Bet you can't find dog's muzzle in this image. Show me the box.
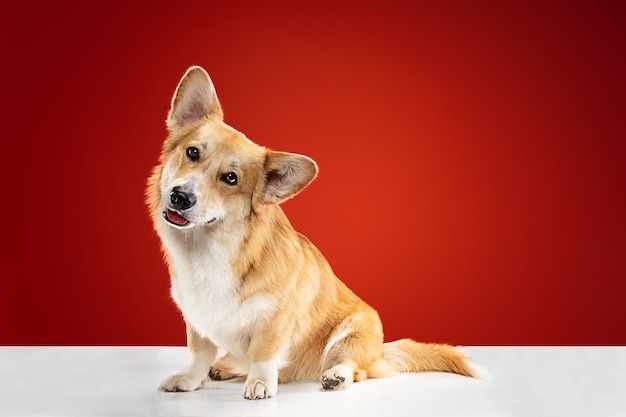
[162,186,196,227]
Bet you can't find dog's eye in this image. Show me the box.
[186,146,200,161]
[220,172,238,186]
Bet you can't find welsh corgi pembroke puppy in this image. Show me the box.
[147,66,475,400]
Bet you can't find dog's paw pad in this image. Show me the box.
[209,362,236,381]
[208,368,223,381]
[320,373,346,390]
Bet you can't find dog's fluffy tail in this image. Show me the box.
[368,338,476,378]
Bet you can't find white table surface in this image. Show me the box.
[0,346,624,416]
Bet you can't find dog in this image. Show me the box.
[146,66,475,400]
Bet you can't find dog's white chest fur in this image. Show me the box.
[162,230,278,357]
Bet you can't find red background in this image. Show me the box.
[2,0,624,346]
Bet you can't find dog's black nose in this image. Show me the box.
[170,187,196,210]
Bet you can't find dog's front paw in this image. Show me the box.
[243,379,277,400]
[158,373,202,392]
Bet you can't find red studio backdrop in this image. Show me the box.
[1,1,624,346]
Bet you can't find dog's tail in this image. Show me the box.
[368,338,476,378]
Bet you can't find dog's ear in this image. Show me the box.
[166,66,223,133]
[262,151,318,204]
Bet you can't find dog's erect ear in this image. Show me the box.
[166,66,223,133]
[262,151,318,204]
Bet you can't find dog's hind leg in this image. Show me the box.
[319,309,384,390]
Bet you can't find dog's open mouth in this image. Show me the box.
[163,209,190,227]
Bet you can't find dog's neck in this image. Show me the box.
[159,204,297,278]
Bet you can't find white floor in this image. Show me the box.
[0,346,624,417]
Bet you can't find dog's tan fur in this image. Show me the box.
[147,66,474,400]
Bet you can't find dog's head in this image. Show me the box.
[148,66,318,231]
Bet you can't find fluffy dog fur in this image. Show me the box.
[147,66,474,400]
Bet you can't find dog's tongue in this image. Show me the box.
[167,209,189,225]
